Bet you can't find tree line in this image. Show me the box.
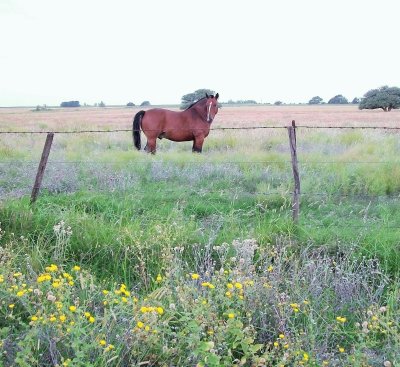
[58,85,400,112]
[308,86,400,111]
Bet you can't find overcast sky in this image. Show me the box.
[1,0,399,106]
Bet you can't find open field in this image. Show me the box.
[1,105,400,366]
[1,104,400,130]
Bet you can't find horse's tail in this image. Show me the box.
[133,110,145,150]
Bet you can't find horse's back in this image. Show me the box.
[141,108,186,136]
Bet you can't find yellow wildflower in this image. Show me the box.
[336,316,347,323]
[137,321,144,328]
[234,282,243,289]
[156,274,163,282]
[31,316,38,321]
[105,344,114,352]
[59,315,67,323]
[9,304,15,309]
[303,353,309,361]
[267,265,274,272]
[279,334,285,339]
[156,307,164,315]
[73,265,81,271]
[69,305,76,312]
[37,273,52,283]
[191,273,200,280]
[228,313,235,319]
[338,347,345,353]
[89,316,95,323]
[45,264,58,273]
[0,275,4,283]
[99,339,106,346]
[290,303,300,312]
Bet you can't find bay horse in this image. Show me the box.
[133,93,219,153]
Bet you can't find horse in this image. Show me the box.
[132,93,219,153]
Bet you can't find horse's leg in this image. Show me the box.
[146,137,157,154]
[192,135,204,153]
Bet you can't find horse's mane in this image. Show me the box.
[185,96,211,110]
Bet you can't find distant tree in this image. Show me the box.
[328,95,348,104]
[60,101,80,107]
[180,88,216,109]
[140,101,151,107]
[98,101,106,107]
[359,86,400,112]
[351,97,360,104]
[274,101,283,106]
[126,102,135,107]
[308,96,323,105]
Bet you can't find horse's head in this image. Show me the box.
[205,93,219,123]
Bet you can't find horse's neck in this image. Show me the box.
[189,102,207,122]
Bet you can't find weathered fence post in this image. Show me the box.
[31,132,54,204]
[287,120,300,223]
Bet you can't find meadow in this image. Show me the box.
[0,105,399,366]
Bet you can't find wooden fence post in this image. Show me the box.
[287,120,300,223]
[31,132,54,204]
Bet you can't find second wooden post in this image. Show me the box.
[287,120,300,223]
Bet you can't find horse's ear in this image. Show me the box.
[206,93,209,98]
[215,93,219,100]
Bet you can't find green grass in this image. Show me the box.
[1,128,400,283]
[1,127,400,366]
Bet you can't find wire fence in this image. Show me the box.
[1,124,400,134]
[1,124,400,230]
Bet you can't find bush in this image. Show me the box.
[60,101,80,108]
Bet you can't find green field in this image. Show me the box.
[0,106,399,366]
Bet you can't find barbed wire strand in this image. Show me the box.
[1,125,400,134]
[0,160,398,165]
